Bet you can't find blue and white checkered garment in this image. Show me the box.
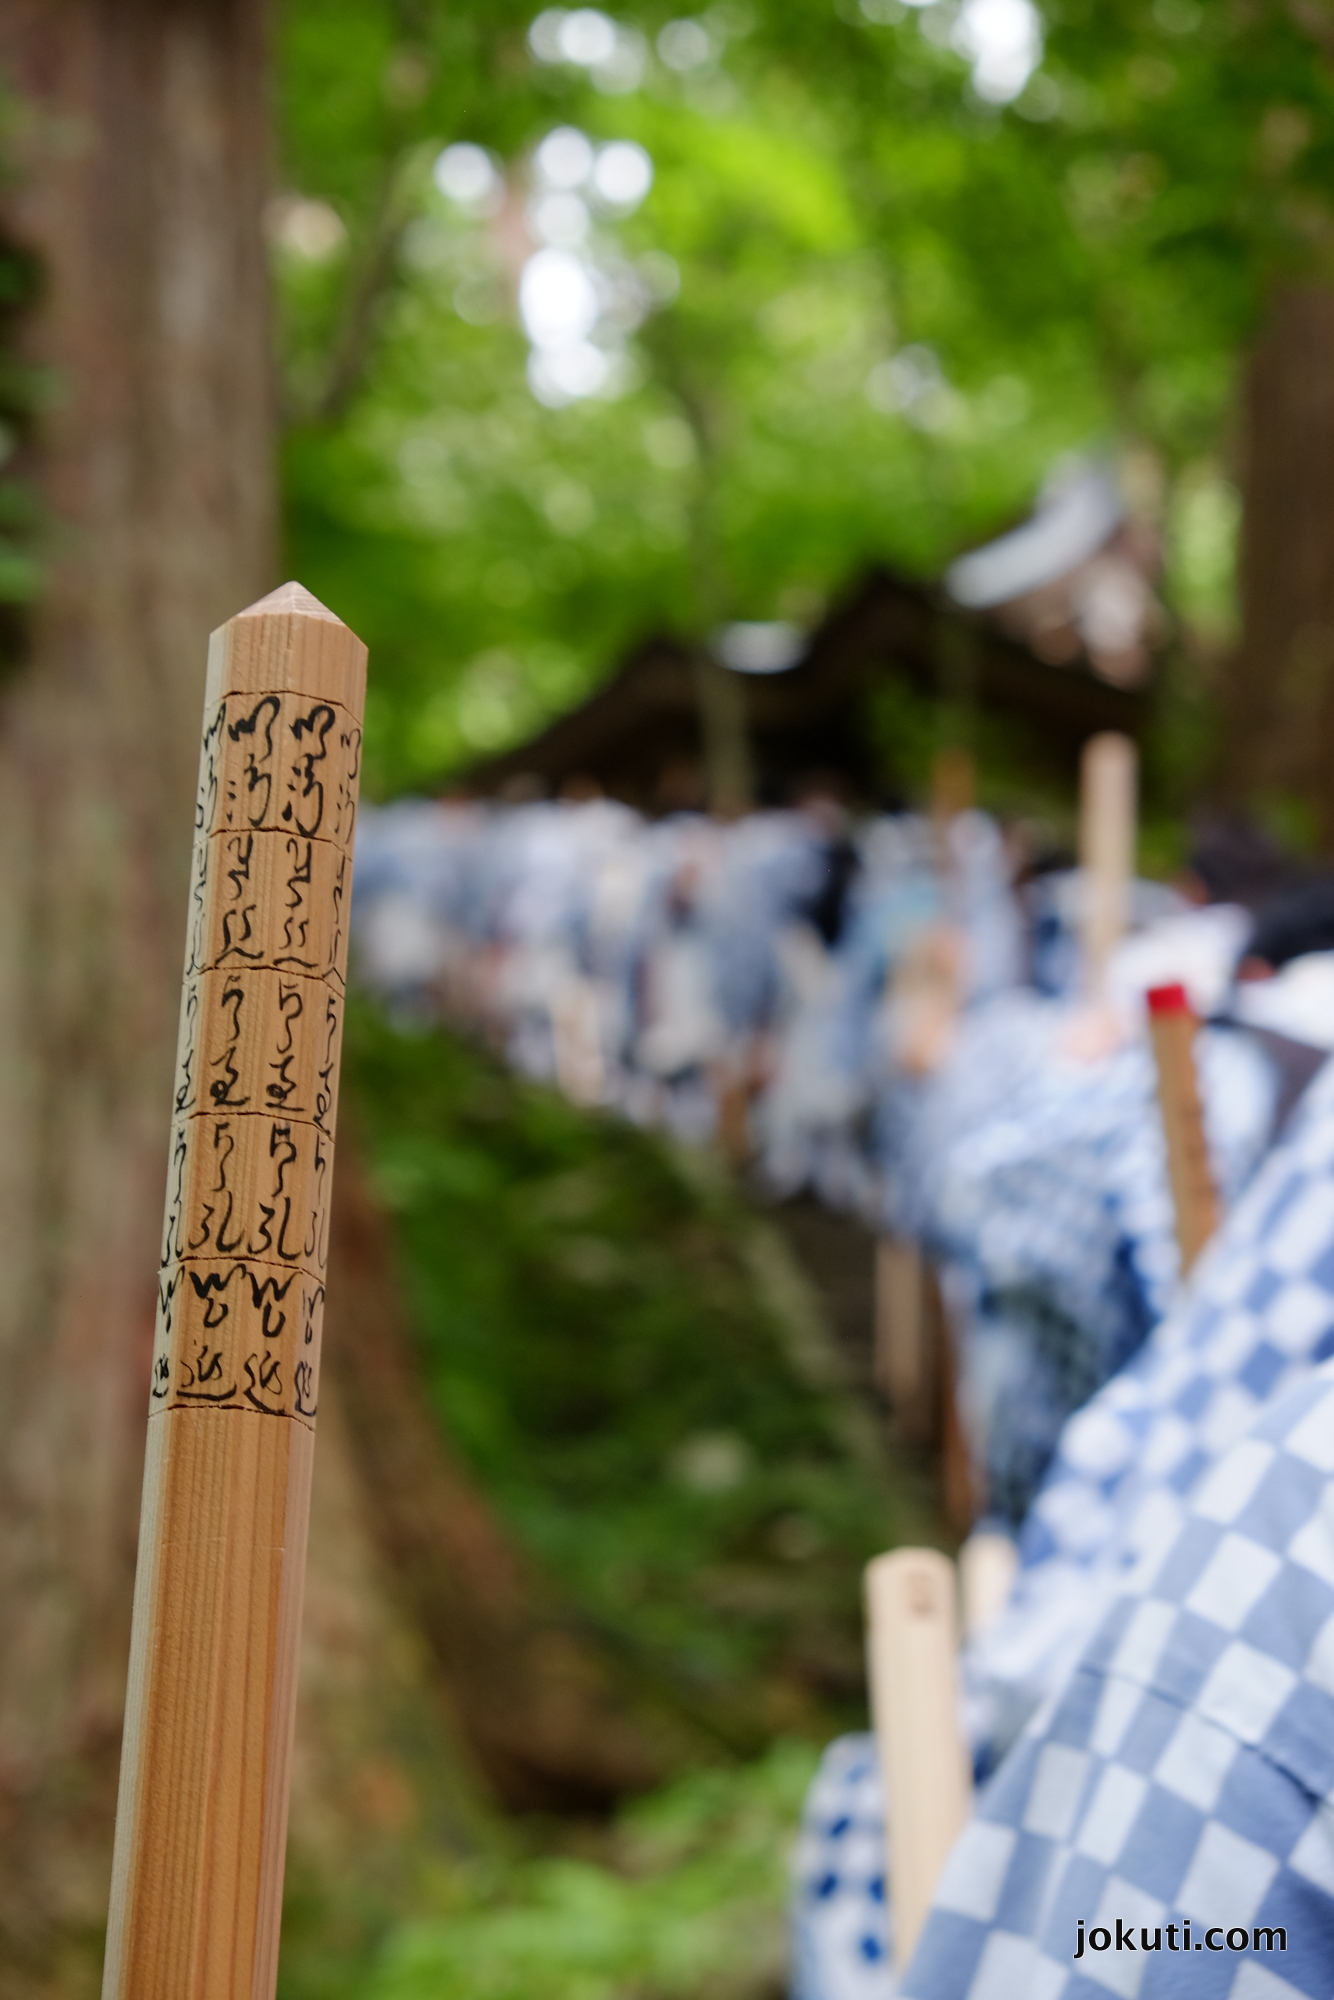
[904,1358,1334,1998]
[793,1059,1334,1999]
[791,1734,896,2000]
[792,1364,1334,2000]
[885,995,1276,1529]
[968,1052,1334,1771]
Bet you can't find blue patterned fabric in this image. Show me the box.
[791,1735,895,2000]
[888,996,1276,1530]
[967,1052,1334,1770]
[904,1360,1334,1999]
[791,1060,1334,2000]
[351,798,1030,1205]
[355,796,1296,1553]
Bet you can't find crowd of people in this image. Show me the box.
[350,783,1334,1997]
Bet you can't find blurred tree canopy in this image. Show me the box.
[276,0,1334,801]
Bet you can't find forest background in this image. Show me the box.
[0,3,1332,1999]
[277,0,1334,839]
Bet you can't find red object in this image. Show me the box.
[1146,981,1191,1016]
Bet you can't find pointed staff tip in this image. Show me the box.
[206,580,366,714]
[234,580,344,625]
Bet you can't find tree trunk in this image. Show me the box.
[0,21,683,1987]
[1219,283,1334,849]
[0,3,274,1981]
[692,649,754,818]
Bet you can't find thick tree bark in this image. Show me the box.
[0,3,275,1978]
[1218,283,1334,848]
[0,22,678,1985]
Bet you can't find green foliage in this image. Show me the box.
[366,1740,816,2000]
[1165,464,1240,645]
[277,1010,916,1997]
[274,0,1334,806]
[754,0,1334,413]
[344,1004,937,1750]
[278,42,1041,795]
[266,14,1334,1988]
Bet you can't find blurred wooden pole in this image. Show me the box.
[935,1275,975,1538]
[874,1237,930,1437]
[958,1530,1017,1642]
[1079,732,1136,999]
[694,649,754,818]
[1147,982,1219,1275]
[712,1047,753,1170]
[930,744,974,834]
[102,584,366,2000]
[866,1549,971,1975]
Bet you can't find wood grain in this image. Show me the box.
[102,1411,314,2000]
[195,692,361,853]
[866,1548,971,1975]
[160,1108,334,1280]
[103,584,366,2000]
[183,827,352,990]
[172,966,345,1137]
[150,1259,326,1425]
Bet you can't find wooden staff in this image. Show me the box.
[1079,732,1136,1000]
[930,743,974,842]
[935,1273,975,1538]
[712,1051,753,1170]
[1146,981,1219,1275]
[866,1548,972,1975]
[875,753,972,1460]
[102,583,366,2000]
[958,1530,1017,1642]
[551,971,608,1108]
[874,1236,930,1439]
